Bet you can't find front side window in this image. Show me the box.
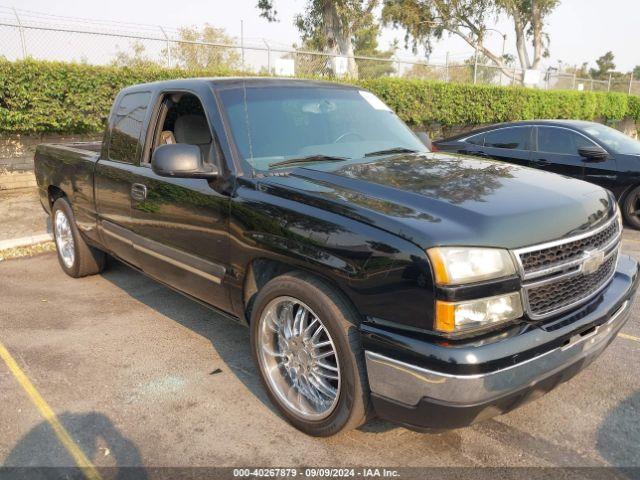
[218,86,427,172]
[483,127,530,150]
[150,93,214,165]
[109,91,151,163]
[537,127,597,155]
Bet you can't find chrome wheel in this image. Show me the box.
[54,209,75,269]
[257,296,341,421]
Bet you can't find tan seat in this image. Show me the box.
[160,130,176,145]
[174,115,212,162]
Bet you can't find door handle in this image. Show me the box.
[131,183,147,201]
[475,151,488,157]
[533,159,551,166]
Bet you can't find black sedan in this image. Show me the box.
[433,120,640,228]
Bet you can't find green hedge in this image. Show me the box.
[0,60,238,134]
[358,78,636,127]
[0,59,638,135]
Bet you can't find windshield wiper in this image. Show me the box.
[268,154,349,169]
[364,147,418,157]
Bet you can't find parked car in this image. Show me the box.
[34,79,638,436]
[433,120,640,228]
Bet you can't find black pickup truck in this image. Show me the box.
[35,78,638,436]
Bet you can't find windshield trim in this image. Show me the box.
[211,84,249,177]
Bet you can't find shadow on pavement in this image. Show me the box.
[100,259,279,417]
[357,417,398,433]
[100,258,401,433]
[475,418,601,467]
[597,390,640,472]
[3,411,146,479]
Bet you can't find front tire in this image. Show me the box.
[250,272,370,436]
[623,185,640,230]
[52,198,106,278]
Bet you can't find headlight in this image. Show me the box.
[427,247,516,285]
[435,292,523,334]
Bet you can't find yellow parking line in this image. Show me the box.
[619,332,640,342]
[0,343,101,480]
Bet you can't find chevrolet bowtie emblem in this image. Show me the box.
[582,249,605,275]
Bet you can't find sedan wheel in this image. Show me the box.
[623,185,640,230]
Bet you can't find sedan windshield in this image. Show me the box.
[218,85,427,171]
[582,123,640,155]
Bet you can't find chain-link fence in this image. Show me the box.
[543,72,639,95]
[0,6,638,94]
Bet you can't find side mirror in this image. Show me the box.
[579,146,608,162]
[416,131,432,150]
[151,144,218,179]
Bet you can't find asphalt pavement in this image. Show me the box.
[0,230,639,476]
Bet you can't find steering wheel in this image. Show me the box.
[333,132,364,143]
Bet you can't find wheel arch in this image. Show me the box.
[242,258,360,326]
[47,185,68,208]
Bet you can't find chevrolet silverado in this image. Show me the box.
[34,78,639,436]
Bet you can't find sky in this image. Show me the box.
[3,0,639,72]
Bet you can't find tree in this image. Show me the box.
[463,53,502,83]
[550,61,588,89]
[112,41,158,68]
[570,61,589,78]
[633,65,640,79]
[168,24,241,71]
[403,60,450,80]
[286,24,395,78]
[258,0,378,78]
[352,24,396,78]
[589,51,615,80]
[381,0,560,82]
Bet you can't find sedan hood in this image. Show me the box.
[260,153,615,250]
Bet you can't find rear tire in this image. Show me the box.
[250,272,370,436]
[52,198,106,278]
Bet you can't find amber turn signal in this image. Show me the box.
[428,249,450,285]
[435,300,456,333]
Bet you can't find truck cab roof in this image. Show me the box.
[120,77,362,94]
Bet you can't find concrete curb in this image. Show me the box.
[0,170,37,191]
[0,233,53,251]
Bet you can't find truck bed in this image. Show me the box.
[60,141,103,153]
[33,141,102,220]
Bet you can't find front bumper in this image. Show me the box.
[363,254,639,430]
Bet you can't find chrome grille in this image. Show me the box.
[525,254,617,317]
[519,220,619,275]
[515,215,621,320]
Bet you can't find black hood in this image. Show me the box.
[260,153,615,250]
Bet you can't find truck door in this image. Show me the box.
[95,90,151,267]
[126,91,232,313]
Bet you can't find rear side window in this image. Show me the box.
[537,127,597,155]
[109,92,151,163]
[484,127,530,150]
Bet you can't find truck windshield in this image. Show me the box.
[218,85,427,171]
